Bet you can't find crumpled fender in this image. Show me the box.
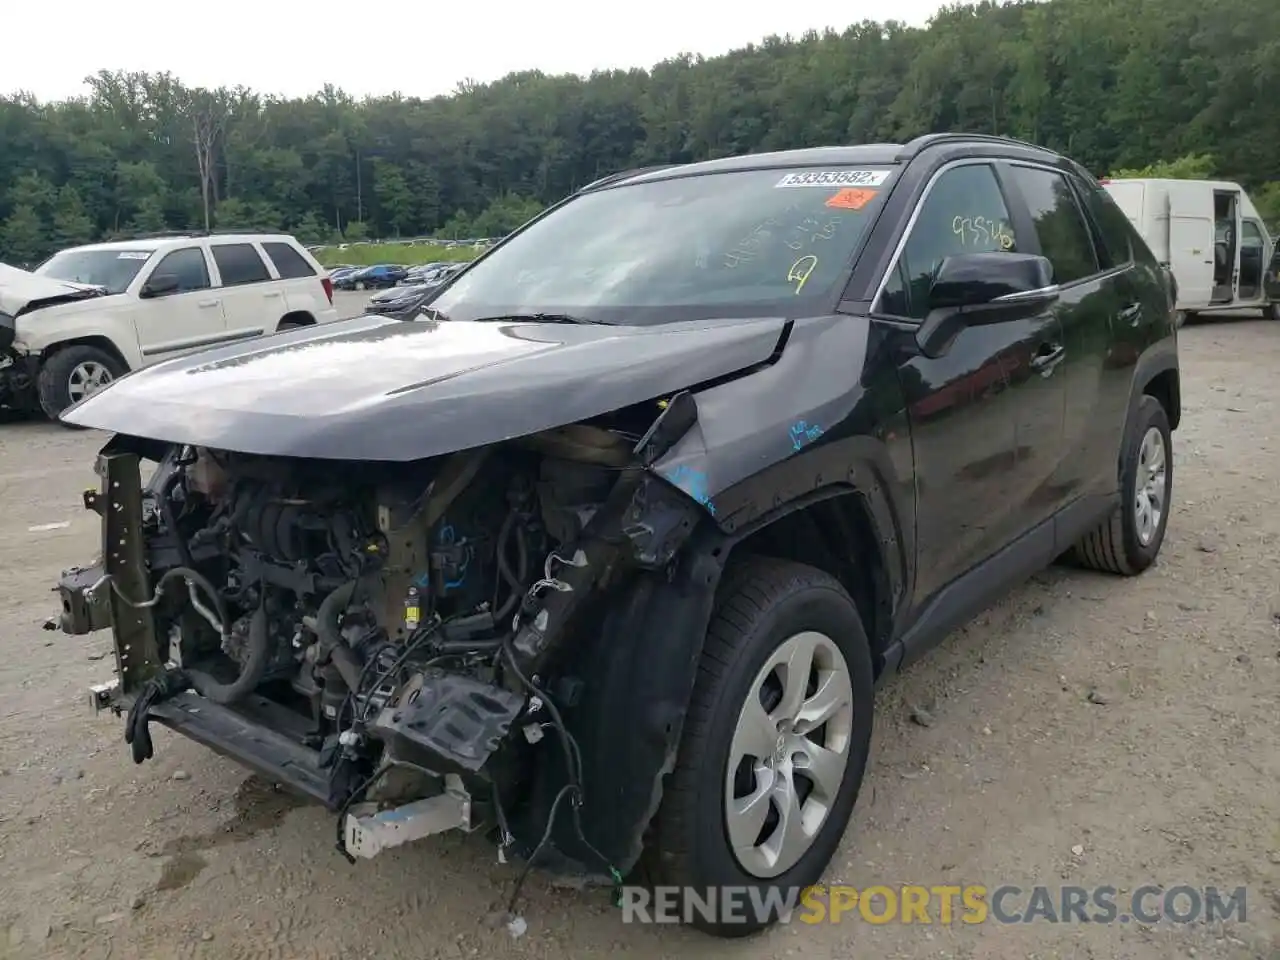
[0,262,105,318]
[531,314,915,874]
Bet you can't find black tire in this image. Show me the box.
[36,345,127,422]
[646,556,875,937]
[1265,301,1278,321]
[1072,394,1172,575]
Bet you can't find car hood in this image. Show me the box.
[61,313,788,461]
[0,263,106,317]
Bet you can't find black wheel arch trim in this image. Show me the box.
[1125,337,1180,447]
[41,335,133,372]
[542,461,908,876]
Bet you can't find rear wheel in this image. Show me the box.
[1071,394,1172,575]
[646,557,874,937]
[36,345,126,422]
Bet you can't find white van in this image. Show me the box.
[1101,177,1277,325]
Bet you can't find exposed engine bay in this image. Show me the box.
[58,395,708,911]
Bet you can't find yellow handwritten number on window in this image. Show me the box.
[788,255,818,294]
[952,215,1014,250]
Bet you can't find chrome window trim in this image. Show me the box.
[992,284,1060,302]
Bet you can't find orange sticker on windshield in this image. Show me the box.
[826,188,877,210]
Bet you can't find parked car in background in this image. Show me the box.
[1102,177,1277,324]
[327,266,360,284]
[365,281,444,319]
[334,264,408,290]
[399,262,447,285]
[0,232,338,420]
[429,263,466,284]
[394,263,463,289]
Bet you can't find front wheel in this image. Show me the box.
[646,557,874,937]
[354,280,366,291]
[36,345,127,422]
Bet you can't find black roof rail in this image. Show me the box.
[580,164,682,192]
[895,132,1057,162]
[105,228,297,243]
[107,229,203,241]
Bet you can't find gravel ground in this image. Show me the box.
[331,289,376,318]
[0,315,1277,960]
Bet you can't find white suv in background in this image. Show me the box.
[0,233,340,420]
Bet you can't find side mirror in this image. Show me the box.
[916,252,1057,359]
[927,252,1056,311]
[140,274,180,298]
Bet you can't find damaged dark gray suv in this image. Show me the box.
[54,133,1179,937]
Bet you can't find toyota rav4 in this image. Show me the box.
[52,133,1179,937]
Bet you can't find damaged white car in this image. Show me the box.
[2,234,337,420]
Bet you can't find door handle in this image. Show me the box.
[264,291,282,299]
[197,299,220,308]
[1117,302,1142,325]
[1030,344,1065,372]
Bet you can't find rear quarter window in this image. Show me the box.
[1005,165,1100,285]
[211,244,271,286]
[263,242,317,279]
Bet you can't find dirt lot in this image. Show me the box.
[1,316,1278,960]
[331,289,375,319]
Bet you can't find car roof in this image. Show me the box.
[58,233,302,255]
[586,135,1069,191]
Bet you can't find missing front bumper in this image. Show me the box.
[56,445,167,698]
[69,442,484,857]
[343,774,474,858]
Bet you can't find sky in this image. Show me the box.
[3,0,947,103]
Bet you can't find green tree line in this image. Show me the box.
[2,0,1278,264]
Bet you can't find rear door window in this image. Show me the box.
[1005,166,1100,285]
[211,244,271,286]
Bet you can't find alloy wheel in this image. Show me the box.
[725,630,855,878]
[67,361,114,403]
[1134,426,1167,546]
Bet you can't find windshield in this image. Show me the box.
[36,249,153,294]
[429,165,895,324]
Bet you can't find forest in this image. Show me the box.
[1,0,1278,263]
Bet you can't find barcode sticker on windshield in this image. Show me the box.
[775,169,890,188]
[116,251,151,260]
